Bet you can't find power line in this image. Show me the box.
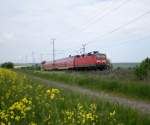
[41,34,149,62]
[86,9,150,45]
[56,0,130,41]
[64,0,115,33]
[43,9,150,59]
[61,1,150,54]
[79,0,131,32]
[52,0,133,54]
[101,34,150,50]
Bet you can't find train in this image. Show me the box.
[41,51,108,71]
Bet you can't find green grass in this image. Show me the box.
[23,70,150,102]
[1,68,150,125]
[112,63,139,69]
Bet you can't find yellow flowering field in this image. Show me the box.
[0,68,150,125]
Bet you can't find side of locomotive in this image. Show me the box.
[74,51,107,70]
[42,51,108,70]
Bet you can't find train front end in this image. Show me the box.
[95,53,108,70]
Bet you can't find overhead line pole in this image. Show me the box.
[51,38,56,66]
[32,52,35,64]
[40,53,43,62]
[82,44,86,54]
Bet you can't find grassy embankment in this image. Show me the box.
[24,70,150,102]
[0,68,150,124]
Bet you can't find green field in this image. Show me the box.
[112,63,139,69]
[1,68,150,125]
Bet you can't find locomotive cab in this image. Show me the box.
[95,53,107,70]
[96,53,106,58]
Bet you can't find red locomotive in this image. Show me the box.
[42,51,108,70]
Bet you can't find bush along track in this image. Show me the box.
[0,68,150,125]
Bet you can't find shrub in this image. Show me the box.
[135,57,150,80]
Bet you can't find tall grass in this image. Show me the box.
[27,70,150,101]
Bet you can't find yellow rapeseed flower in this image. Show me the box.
[46,88,60,100]
[0,97,32,124]
[22,97,29,103]
[15,115,21,121]
[0,122,6,125]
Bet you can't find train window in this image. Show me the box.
[96,54,106,59]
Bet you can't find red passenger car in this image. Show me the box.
[42,51,108,70]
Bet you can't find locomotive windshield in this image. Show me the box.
[96,54,106,59]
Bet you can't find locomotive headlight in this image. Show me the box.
[96,60,101,63]
[97,60,106,64]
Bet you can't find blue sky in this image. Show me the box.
[0,0,150,63]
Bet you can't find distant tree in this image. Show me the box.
[135,57,150,80]
[135,65,147,80]
[143,57,150,70]
[1,62,14,69]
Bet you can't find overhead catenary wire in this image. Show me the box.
[79,0,132,32]
[53,0,113,39]
[99,34,150,50]
[42,0,132,58]
[51,36,150,59]
[41,2,150,61]
[54,0,140,54]
[40,33,150,62]
[61,8,150,56]
[57,0,131,41]
[86,9,150,45]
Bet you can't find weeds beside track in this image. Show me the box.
[25,70,150,102]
